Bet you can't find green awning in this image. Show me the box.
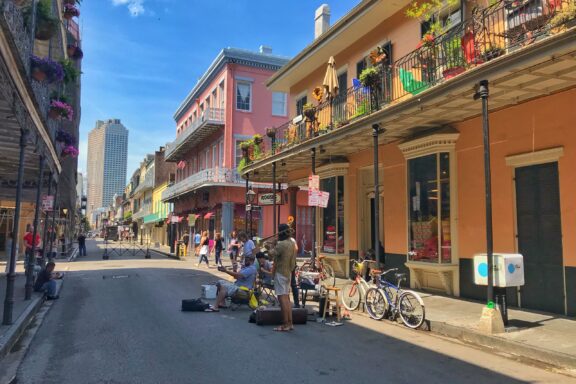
[143,213,162,224]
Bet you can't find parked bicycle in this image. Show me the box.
[298,250,336,286]
[340,259,378,311]
[365,268,426,329]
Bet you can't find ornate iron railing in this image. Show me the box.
[254,0,575,163]
[162,167,243,201]
[165,107,225,159]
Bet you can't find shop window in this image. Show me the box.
[408,153,451,263]
[320,176,344,254]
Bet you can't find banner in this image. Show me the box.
[42,195,54,212]
[257,192,282,206]
[188,214,198,226]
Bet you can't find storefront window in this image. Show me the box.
[408,153,451,263]
[321,176,344,254]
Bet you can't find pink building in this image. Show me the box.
[162,46,308,242]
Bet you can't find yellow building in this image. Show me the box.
[146,182,172,247]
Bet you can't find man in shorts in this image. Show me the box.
[209,254,257,311]
[269,224,296,331]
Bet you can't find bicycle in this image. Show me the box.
[340,259,378,311]
[298,250,336,286]
[365,268,426,329]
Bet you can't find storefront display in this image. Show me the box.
[321,176,344,254]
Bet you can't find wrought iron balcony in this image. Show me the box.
[161,167,243,201]
[252,0,576,164]
[165,107,225,161]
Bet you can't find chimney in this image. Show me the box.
[315,4,330,39]
[259,45,273,55]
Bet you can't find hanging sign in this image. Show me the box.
[42,195,54,212]
[308,190,320,206]
[308,175,319,191]
[188,214,198,226]
[257,192,283,206]
[318,191,330,208]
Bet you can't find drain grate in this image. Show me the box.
[102,274,138,280]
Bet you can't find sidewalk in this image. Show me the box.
[0,272,44,359]
[329,276,576,371]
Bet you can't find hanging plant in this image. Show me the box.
[63,0,82,4]
[56,129,75,146]
[59,59,80,84]
[359,66,380,88]
[67,44,84,60]
[61,145,79,158]
[253,134,263,145]
[24,0,59,40]
[49,99,74,121]
[63,4,80,19]
[30,55,64,83]
[302,103,316,121]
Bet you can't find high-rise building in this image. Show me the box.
[87,119,128,224]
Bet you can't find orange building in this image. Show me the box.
[242,1,576,316]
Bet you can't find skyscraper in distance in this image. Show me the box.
[87,119,128,224]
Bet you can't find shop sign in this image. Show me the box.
[42,195,54,211]
[308,190,329,208]
[308,175,319,191]
[257,192,282,206]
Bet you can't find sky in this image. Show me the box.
[78,0,354,181]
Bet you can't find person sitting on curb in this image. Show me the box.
[33,261,63,300]
[206,254,257,312]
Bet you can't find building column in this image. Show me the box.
[221,201,234,245]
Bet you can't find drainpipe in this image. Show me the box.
[3,129,29,325]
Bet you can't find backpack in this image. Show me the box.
[181,298,209,312]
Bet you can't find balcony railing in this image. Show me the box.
[165,107,225,160]
[162,167,243,201]
[257,0,575,161]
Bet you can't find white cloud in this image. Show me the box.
[112,0,145,17]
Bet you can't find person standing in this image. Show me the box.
[77,233,87,257]
[228,231,239,272]
[269,224,297,332]
[197,231,210,267]
[214,232,223,267]
[237,231,255,264]
[23,225,41,264]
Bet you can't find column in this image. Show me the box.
[221,201,234,246]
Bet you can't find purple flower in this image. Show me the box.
[56,129,76,145]
[63,4,80,17]
[62,145,79,158]
[50,100,74,121]
[30,55,64,83]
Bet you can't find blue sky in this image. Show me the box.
[78,0,354,181]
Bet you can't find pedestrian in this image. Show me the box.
[34,261,63,300]
[197,231,210,267]
[269,223,296,332]
[23,225,41,264]
[237,231,255,264]
[214,232,223,267]
[4,232,18,273]
[228,230,239,272]
[77,233,87,257]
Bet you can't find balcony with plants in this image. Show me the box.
[2,0,82,158]
[240,0,576,173]
[165,107,225,161]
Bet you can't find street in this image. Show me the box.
[13,240,575,384]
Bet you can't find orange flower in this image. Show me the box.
[312,86,324,102]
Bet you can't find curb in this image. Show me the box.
[0,295,44,360]
[148,249,180,260]
[428,320,576,370]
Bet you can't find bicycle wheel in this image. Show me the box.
[365,288,388,320]
[398,291,425,329]
[321,263,336,286]
[340,281,361,311]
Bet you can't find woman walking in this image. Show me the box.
[214,232,223,267]
[228,230,239,271]
[197,231,210,267]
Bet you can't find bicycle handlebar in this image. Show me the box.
[378,268,398,276]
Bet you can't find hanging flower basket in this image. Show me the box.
[56,129,75,146]
[63,4,80,20]
[30,55,64,83]
[253,134,263,145]
[359,67,381,88]
[67,44,84,60]
[302,103,316,121]
[61,145,79,158]
[49,100,74,121]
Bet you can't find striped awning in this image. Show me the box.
[143,213,162,224]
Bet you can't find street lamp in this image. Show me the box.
[246,187,256,237]
[140,224,144,245]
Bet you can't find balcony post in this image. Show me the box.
[47,180,59,262]
[311,148,317,260]
[3,129,29,325]
[41,172,53,267]
[372,124,385,265]
[25,155,45,300]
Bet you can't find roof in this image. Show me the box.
[173,48,290,122]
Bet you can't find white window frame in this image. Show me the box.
[272,92,287,117]
[236,80,252,112]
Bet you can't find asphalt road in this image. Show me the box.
[13,240,576,384]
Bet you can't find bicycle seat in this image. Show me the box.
[318,255,326,260]
[395,273,407,281]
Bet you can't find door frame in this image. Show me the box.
[506,146,566,314]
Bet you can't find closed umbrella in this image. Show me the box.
[322,56,339,128]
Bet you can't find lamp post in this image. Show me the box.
[140,224,144,245]
[62,208,68,257]
[246,187,256,237]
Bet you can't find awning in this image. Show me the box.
[143,213,162,224]
[204,212,214,219]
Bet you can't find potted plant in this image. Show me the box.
[480,43,505,62]
[253,134,263,145]
[64,0,82,4]
[60,59,79,84]
[302,103,316,121]
[30,55,64,83]
[265,127,276,139]
[369,45,388,66]
[549,2,576,34]
[56,129,75,145]
[441,36,466,79]
[49,99,74,121]
[63,3,80,19]
[312,86,324,102]
[61,145,79,158]
[24,0,59,40]
[359,66,380,88]
[67,44,84,60]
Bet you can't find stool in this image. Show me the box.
[322,286,342,322]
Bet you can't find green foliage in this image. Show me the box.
[59,59,79,84]
[405,0,460,36]
[237,157,248,173]
[359,66,380,87]
[443,35,465,68]
[550,3,576,27]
